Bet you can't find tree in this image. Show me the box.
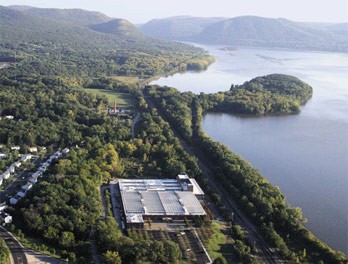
[103,250,122,264]
[0,238,10,264]
[213,256,227,264]
[59,231,75,248]
[163,240,182,264]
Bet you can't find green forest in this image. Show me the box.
[198,74,313,115]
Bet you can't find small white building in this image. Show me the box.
[43,161,51,167]
[28,147,38,153]
[9,197,18,205]
[14,161,21,168]
[54,151,62,158]
[21,154,32,162]
[32,171,42,178]
[2,170,11,180]
[62,148,70,155]
[4,115,14,120]
[17,191,26,198]
[0,212,12,224]
[0,153,7,159]
[11,146,20,151]
[0,203,7,212]
[38,166,47,173]
[28,177,38,184]
[8,166,15,174]
[21,183,33,191]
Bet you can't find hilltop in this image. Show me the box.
[140,16,227,40]
[0,6,212,79]
[140,16,348,52]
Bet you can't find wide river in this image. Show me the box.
[152,44,348,254]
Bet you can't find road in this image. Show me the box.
[0,226,27,264]
[144,95,284,263]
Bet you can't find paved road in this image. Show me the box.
[144,95,284,264]
[0,226,27,264]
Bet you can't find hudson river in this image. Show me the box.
[152,44,348,254]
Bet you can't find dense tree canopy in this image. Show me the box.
[199,74,313,115]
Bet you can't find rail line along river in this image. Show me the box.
[151,44,348,254]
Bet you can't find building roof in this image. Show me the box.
[118,178,206,224]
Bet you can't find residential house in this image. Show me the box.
[0,212,12,224]
[14,161,21,168]
[9,197,18,205]
[62,148,70,155]
[1,170,10,179]
[21,183,33,191]
[28,177,38,184]
[32,171,42,178]
[21,154,32,162]
[0,203,7,212]
[8,166,15,174]
[28,146,38,153]
[17,191,26,198]
[10,146,20,151]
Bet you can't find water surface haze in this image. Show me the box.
[152,44,348,253]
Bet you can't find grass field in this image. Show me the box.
[109,76,140,84]
[84,88,136,109]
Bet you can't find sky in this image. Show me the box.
[1,0,348,24]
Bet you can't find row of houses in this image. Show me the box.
[0,154,33,186]
[9,148,69,205]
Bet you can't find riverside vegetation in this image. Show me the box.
[144,79,347,263]
[0,5,346,264]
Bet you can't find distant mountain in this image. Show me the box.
[141,15,348,52]
[0,6,210,78]
[90,19,144,38]
[7,5,34,11]
[327,23,348,38]
[140,16,227,40]
[0,6,180,49]
[7,5,112,26]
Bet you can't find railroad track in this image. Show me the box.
[0,226,28,264]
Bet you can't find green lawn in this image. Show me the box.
[197,221,235,261]
[109,76,140,84]
[84,88,136,109]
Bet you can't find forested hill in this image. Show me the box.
[8,5,112,26]
[89,19,145,38]
[0,6,213,78]
[140,16,227,40]
[199,74,313,115]
[140,16,348,52]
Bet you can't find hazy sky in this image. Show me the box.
[2,0,348,23]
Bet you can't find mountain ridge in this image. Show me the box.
[140,15,348,52]
[6,5,113,26]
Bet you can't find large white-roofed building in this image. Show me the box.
[118,174,206,227]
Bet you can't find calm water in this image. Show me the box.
[152,44,348,253]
